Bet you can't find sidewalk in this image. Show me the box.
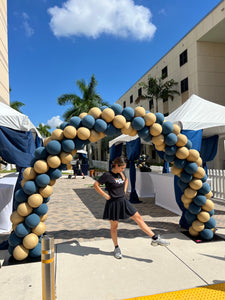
[1,175,225,299]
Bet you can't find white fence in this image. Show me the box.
[208,169,225,200]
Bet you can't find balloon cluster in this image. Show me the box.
[8,104,216,260]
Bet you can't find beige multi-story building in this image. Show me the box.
[116,0,225,169]
[0,0,9,105]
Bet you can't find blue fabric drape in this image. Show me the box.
[0,126,37,211]
[126,138,141,203]
[155,148,170,173]
[0,126,35,167]
[174,129,203,229]
[109,143,123,171]
[200,135,219,174]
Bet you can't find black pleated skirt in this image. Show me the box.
[103,196,137,221]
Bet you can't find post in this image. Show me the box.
[42,235,55,300]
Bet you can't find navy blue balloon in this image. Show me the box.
[33,203,48,216]
[29,242,41,258]
[43,197,50,203]
[15,189,28,203]
[209,209,214,216]
[193,194,207,206]
[25,213,40,228]
[185,211,196,225]
[46,140,61,155]
[104,123,121,136]
[162,121,173,135]
[122,107,135,121]
[200,229,213,240]
[48,168,62,180]
[81,115,95,129]
[165,133,178,146]
[142,134,152,142]
[100,105,108,111]
[165,145,177,156]
[61,139,75,152]
[74,137,86,150]
[201,174,208,182]
[8,232,22,247]
[111,103,123,115]
[34,147,48,160]
[35,174,50,188]
[174,158,187,169]
[185,139,192,149]
[131,117,145,130]
[23,181,38,195]
[184,162,198,174]
[188,203,201,215]
[164,153,175,163]
[155,112,164,124]
[94,119,107,132]
[15,223,31,237]
[138,126,150,139]
[69,116,81,128]
[30,157,37,167]
[58,163,67,170]
[199,182,211,195]
[59,121,69,130]
[180,171,193,183]
[177,179,189,192]
[205,217,216,229]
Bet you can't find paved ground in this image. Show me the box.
[1,174,225,300]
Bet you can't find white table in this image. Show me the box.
[125,169,182,216]
[0,175,18,233]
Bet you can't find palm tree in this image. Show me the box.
[10,101,25,113]
[36,123,51,138]
[57,74,109,167]
[57,74,109,121]
[136,76,180,112]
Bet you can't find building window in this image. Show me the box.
[123,101,126,108]
[130,95,133,104]
[180,49,188,66]
[149,100,154,110]
[138,88,142,97]
[181,77,188,93]
[161,66,168,79]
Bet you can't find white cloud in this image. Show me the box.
[48,0,156,40]
[47,116,63,129]
[22,12,34,37]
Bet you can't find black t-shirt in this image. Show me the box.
[97,171,126,199]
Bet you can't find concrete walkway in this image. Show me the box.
[1,175,225,299]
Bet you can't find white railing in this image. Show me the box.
[208,169,225,200]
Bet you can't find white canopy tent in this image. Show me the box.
[165,94,225,137]
[0,101,42,138]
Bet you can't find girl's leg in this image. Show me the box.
[131,212,155,238]
[110,220,119,247]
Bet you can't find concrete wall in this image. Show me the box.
[0,0,9,105]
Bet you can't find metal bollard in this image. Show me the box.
[42,235,55,300]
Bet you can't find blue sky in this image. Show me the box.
[7,0,222,129]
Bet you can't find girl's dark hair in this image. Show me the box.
[111,157,126,168]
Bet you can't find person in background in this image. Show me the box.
[93,156,169,259]
[72,157,85,179]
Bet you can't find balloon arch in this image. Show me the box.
[9,104,216,261]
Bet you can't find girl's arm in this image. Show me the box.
[120,172,128,193]
[93,181,111,200]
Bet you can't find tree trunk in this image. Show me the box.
[87,143,94,168]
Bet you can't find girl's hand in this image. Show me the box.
[105,194,111,200]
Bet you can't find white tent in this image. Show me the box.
[0,101,42,138]
[165,94,225,137]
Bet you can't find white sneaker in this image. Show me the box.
[114,247,122,259]
[151,235,170,247]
